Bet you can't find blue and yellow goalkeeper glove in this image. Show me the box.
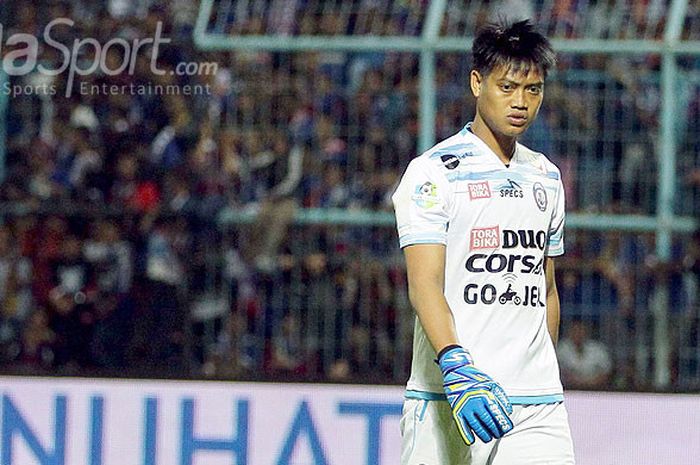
[438,345,514,445]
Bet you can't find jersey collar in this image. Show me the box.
[460,122,520,168]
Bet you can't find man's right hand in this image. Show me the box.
[438,346,514,445]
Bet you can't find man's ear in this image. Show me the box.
[470,70,483,98]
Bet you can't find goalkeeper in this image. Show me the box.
[392,19,575,464]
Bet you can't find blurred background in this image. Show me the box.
[0,2,699,462]
[0,0,700,465]
[2,0,700,391]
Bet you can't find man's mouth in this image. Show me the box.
[507,115,528,127]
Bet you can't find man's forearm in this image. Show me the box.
[404,244,460,355]
[408,282,460,354]
[546,289,560,345]
[545,258,560,345]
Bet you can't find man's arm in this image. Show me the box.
[403,243,513,445]
[403,243,459,353]
[545,257,560,345]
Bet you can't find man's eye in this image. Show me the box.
[528,86,542,94]
[501,84,512,91]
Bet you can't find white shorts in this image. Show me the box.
[400,399,575,465]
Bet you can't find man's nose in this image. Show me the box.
[511,89,527,109]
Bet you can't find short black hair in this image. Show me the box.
[472,19,556,78]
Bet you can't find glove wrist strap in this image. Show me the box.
[437,344,463,362]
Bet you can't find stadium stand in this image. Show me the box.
[0,0,698,392]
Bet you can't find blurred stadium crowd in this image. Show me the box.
[0,0,699,391]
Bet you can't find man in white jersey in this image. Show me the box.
[392,20,575,464]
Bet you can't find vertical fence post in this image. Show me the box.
[418,51,436,154]
[653,0,688,389]
[418,0,446,153]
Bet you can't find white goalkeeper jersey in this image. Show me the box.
[392,123,566,405]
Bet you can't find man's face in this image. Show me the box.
[470,63,545,138]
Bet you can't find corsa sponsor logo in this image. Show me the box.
[468,181,491,200]
[465,228,547,274]
[466,254,544,275]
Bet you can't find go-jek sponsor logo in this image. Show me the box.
[411,182,440,209]
[463,280,545,308]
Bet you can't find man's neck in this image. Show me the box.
[470,115,516,165]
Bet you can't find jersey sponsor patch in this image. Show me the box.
[411,181,440,209]
[496,179,524,199]
[468,181,491,200]
[440,154,460,170]
[466,228,547,275]
[463,282,545,307]
[533,182,548,211]
[470,226,500,250]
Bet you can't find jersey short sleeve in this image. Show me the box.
[392,157,453,249]
[546,177,566,257]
